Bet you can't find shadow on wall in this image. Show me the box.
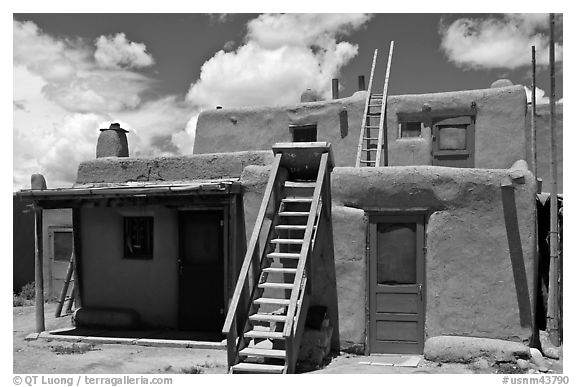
[500,185,532,329]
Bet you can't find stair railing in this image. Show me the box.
[222,153,284,370]
[283,151,330,373]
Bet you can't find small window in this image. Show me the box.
[124,217,153,259]
[399,121,422,138]
[290,123,317,142]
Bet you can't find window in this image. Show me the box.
[124,217,153,259]
[399,121,422,138]
[290,123,317,142]
[438,124,467,150]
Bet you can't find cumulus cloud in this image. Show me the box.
[94,33,155,69]
[186,13,371,109]
[13,20,194,190]
[14,20,155,113]
[439,14,563,69]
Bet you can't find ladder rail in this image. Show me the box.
[355,49,378,167]
[55,250,75,318]
[375,41,394,167]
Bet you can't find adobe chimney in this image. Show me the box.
[96,123,129,158]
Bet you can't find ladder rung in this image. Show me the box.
[267,252,301,259]
[278,211,309,217]
[270,238,304,244]
[368,104,382,107]
[244,330,284,340]
[263,267,298,274]
[282,197,312,203]
[284,181,316,188]
[254,298,290,306]
[231,363,284,374]
[249,313,288,323]
[239,347,286,359]
[362,148,377,152]
[258,282,294,290]
[360,159,377,164]
[275,225,307,231]
[364,137,379,141]
[365,125,379,128]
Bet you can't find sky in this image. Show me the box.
[12,12,564,191]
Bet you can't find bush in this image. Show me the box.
[13,282,36,306]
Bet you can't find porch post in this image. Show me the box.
[34,204,45,333]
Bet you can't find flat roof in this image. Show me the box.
[17,179,241,201]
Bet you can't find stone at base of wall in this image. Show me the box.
[424,336,530,363]
[298,320,333,367]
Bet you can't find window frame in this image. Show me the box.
[123,216,154,260]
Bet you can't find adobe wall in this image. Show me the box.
[194,86,527,169]
[79,206,179,328]
[331,162,536,347]
[386,85,527,169]
[75,150,274,185]
[194,93,366,167]
[240,162,536,351]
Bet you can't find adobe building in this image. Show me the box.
[18,82,542,373]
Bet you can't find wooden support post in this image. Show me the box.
[34,205,45,333]
[547,13,560,346]
[531,46,538,177]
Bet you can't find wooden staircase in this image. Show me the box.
[355,42,395,168]
[222,142,334,374]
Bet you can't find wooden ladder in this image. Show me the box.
[54,251,77,318]
[223,143,333,374]
[355,41,395,167]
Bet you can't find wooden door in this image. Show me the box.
[369,215,425,354]
[432,116,475,168]
[178,211,224,332]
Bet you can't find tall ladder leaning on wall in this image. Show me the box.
[355,41,395,167]
[55,250,78,318]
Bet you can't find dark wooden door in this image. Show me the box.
[432,116,475,168]
[178,211,224,332]
[369,215,425,354]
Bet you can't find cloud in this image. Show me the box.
[94,33,155,69]
[13,20,156,113]
[439,14,563,69]
[13,20,194,190]
[186,13,371,109]
[524,86,550,105]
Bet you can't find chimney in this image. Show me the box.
[96,123,129,158]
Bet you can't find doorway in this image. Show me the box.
[178,210,225,332]
[369,214,425,354]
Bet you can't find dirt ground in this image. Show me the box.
[14,303,562,374]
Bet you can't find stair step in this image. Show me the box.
[275,225,307,231]
[231,363,284,374]
[240,347,286,359]
[254,297,290,306]
[249,313,288,323]
[263,267,298,274]
[258,282,294,290]
[244,330,284,340]
[270,238,304,244]
[282,197,313,203]
[278,211,309,217]
[267,252,301,259]
[284,181,316,188]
